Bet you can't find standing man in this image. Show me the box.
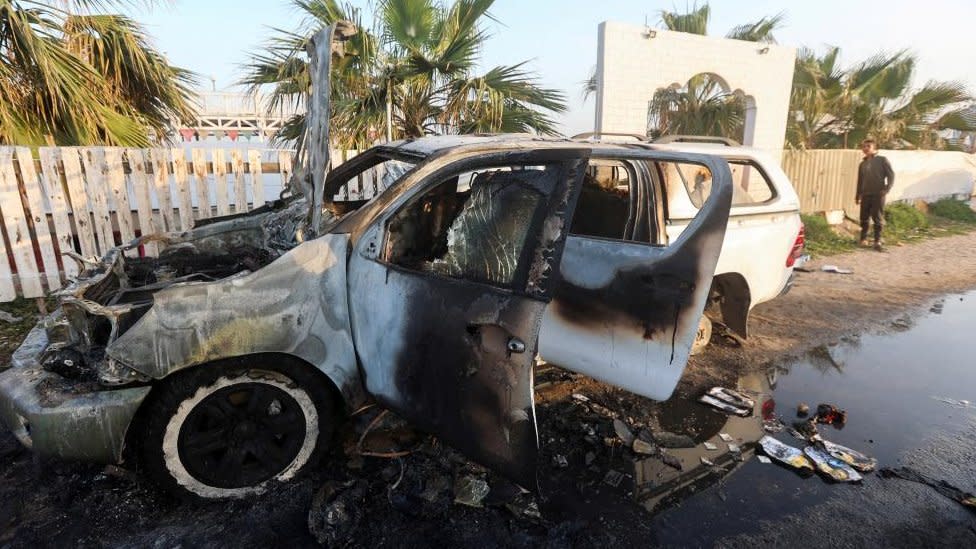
[855,139,895,251]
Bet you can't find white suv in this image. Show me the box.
[574,134,806,353]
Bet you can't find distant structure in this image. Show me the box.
[174,91,301,142]
[593,21,796,157]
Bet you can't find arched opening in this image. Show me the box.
[646,72,749,143]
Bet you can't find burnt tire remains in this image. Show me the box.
[138,359,337,499]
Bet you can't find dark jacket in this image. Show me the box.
[857,155,894,198]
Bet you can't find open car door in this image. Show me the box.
[346,148,589,488]
[539,150,733,401]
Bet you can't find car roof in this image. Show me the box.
[379,134,769,163]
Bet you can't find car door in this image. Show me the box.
[539,150,733,401]
[346,148,589,489]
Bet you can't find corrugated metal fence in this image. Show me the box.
[0,146,369,303]
[781,149,862,216]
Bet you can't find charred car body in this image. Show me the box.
[0,28,734,498]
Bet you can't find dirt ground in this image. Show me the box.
[2,230,976,548]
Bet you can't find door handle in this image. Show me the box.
[507,337,526,354]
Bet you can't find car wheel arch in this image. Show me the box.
[709,273,751,339]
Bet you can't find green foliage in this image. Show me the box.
[787,47,975,150]
[0,1,196,146]
[242,0,566,149]
[800,214,855,256]
[885,202,929,233]
[928,198,976,223]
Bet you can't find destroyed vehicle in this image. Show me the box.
[0,136,734,498]
[0,27,734,499]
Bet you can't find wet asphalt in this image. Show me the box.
[643,290,976,547]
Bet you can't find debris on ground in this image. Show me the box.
[654,431,696,448]
[700,457,715,467]
[453,475,490,507]
[703,442,718,451]
[759,436,814,473]
[793,419,819,440]
[728,443,741,454]
[551,454,568,469]
[814,403,847,426]
[803,446,863,482]
[0,310,23,323]
[660,452,683,471]
[603,470,627,487]
[931,396,972,408]
[820,439,877,472]
[797,403,810,417]
[613,419,635,446]
[632,439,657,455]
[879,467,976,512]
[763,417,786,433]
[698,387,755,416]
[821,265,854,274]
[308,480,367,546]
[719,433,734,443]
[756,455,772,464]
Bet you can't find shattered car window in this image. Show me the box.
[384,165,560,288]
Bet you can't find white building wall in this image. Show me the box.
[594,21,796,160]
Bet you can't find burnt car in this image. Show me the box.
[0,30,733,499]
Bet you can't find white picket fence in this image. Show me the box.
[0,146,324,302]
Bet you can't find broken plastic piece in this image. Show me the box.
[821,265,854,274]
[632,439,657,455]
[703,442,718,451]
[454,475,490,507]
[700,456,715,467]
[699,394,751,417]
[820,439,877,472]
[803,446,862,482]
[759,436,814,472]
[756,455,772,464]
[613,419,635,446]
[728,443,741,453]
[719,433,734,443]
[603,470,626,487]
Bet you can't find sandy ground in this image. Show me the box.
[1,230,975,547]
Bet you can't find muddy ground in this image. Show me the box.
[2,230,976,548]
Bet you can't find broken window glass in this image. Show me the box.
[385,165,560,288]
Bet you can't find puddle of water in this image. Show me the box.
[644,291,976,545]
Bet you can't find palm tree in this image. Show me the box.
[787,47,975,149]
[242,0,566,150]
[647,74,744,138]
[0,0,196,146]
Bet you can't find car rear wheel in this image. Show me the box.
[139,360,337,499]
[690,315,712,356]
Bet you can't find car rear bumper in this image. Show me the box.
[0,325,151,463]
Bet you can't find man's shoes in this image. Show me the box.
[858,239,868,247]
[873,241,884,252]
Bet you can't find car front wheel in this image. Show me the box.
[139,360,337,499]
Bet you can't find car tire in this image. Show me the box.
[690,315,712,356]
[138,358,338,499]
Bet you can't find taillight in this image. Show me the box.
[786,222,805,267]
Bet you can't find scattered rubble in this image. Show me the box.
[803,446,862,482]
[307,480,367,546]
[453,475,490,508]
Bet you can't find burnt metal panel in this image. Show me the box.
[539,151,733,401]
[346,152,589,489]
[105,234,364,407]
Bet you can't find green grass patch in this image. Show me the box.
[928,198,976,223]
[884,202,930,243]
[801,214,856,256]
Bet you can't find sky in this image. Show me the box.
[136,0,976,136]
